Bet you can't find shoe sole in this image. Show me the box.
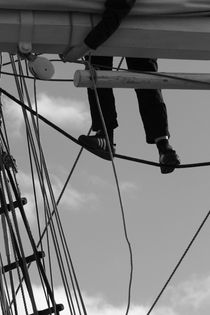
[160,154,180,174]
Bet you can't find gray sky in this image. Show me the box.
[1,55,210,315]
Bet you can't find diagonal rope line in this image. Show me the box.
[146,207,210,315]
[2,55,210,315]
[2,86,210,169]
[56,127,91,206]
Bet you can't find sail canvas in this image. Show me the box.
[0,0,210,16]
[0,0,210,59]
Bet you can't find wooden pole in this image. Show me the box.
[74,70,210,90]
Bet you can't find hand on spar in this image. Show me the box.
[60,42,90,62]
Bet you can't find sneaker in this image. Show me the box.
[78,132,115,161]
[159,148,180,174]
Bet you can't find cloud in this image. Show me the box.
[34,93,91,129]
[6,273,210,315]
[2,93,91,136]
[3,95,24,137]
[11,285,177,315]
[120,181,140,194]
[15,171,40,224]
[15,170,97,225]
[89,176,141,195]
[88,175,111,188]
[50,173,97,210]
[168,274,210,312]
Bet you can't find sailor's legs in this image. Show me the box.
[85,55,118,132]
[126,57,170,144]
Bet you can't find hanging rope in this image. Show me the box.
[86,57,133,315]
[2,54,210,315]
[3,55,88,315]
[13,57,84,315]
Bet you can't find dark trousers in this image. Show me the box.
[86,56,170,144]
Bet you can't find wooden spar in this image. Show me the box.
[74,70,210,90]
[1,9,210,59]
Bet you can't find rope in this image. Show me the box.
[3,57,210,88]
[32,74,56,312]
[10,56,67,313]
[87,57,133,315]
[146,207,210,315]
[15,58,82,315]
[0,254,11,315]
[56,127,91,205]
[2,54,210,315]
[2,85,210,170]
[0,70,74,81]
[7,56,88,315]
[0,168,36,315]
[115,153,210,169]
[0,197,19,315]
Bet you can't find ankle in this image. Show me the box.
[155,137,172,153]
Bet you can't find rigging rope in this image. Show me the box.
[3,57,210,88]
[2,54,210,315]
[3,55,88,315]
[87,57,133,315]
[1,85,210,169]
[14,57,85,315]
[146,206,210,315]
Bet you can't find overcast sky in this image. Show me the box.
[1,55,210,315]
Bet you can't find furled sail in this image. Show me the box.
[0,0,210,16]
[0,0,210,59]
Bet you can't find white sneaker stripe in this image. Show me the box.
[98,138,101,148]
[102,138,106,150]
[97,138,107,150]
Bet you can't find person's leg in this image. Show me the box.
[78,56,118,160]
[86,55,118,137]
[126,57,169,143]
[126,57,180,173]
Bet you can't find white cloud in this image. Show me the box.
[88,176,141,196]
[5,274,210,315]
[15,170,97,225]
[168,274,210,311]
[84,296,148,315]
[50,173,97,210]
[120,181,140,194]
[88,175,110,188]
[34,93,90,129]
[10,286,178,315]
[3,96,24,137]
[2,93,91,137]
